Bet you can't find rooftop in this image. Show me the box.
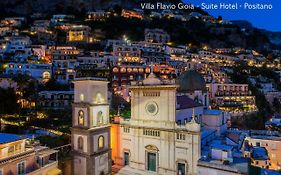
[0,133,25,144]
[176,95,202,110]
[198,157,249,174]
[251,147,269,160]
[204,109,222,115]
[210,142,234,151]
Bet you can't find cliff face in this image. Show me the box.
[262,30,281,45]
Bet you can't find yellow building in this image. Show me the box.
[244,136,281,171]
[0,133,61,175]
[67,25,91,43]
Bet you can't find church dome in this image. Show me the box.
[177,70,207,93]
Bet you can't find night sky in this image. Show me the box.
[184,0,281,32]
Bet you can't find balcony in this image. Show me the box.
[215,91,250,97]
[28,161,61,175]
[0,148,35,164]
[28,148,61,175]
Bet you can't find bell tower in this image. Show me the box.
[71,77,111,175]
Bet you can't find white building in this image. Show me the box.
[5,63,51,81]
[32,45,47,60]
[51,46,80,84]
[50,14,74,25]
[38,91,74,109]
[77,52,115,67]
[118,72,201,175]
[4,36,31,53]
[144,28,170,44]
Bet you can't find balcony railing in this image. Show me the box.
[215,92,250,97]
[0,148,35,164]
[27,160,59,175]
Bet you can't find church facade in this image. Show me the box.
[116,73,201,175]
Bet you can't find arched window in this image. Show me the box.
[113,67,119,72]
[98,136,104,149]
[78,110,84,126]
[78,137,83,151]
[120,68,126,73]
[42,71,51,79]
[95,92,104,104]
[97,111,103,125]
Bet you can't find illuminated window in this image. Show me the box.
[97,111,103,125]
[78,110,84,125]
[113,67,119,72]
[145,68,151,73]
[80,94,84,102]
[127,68,132,72]
[98,136,104,149]
[15,144,21,152]
[78,137,83,151]
[42,71,51,79]
[8,146,14,155]
[120,68,126,73]
[95,92,104,104]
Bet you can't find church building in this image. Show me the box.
[71,70,228,175]
[116,72,201,175]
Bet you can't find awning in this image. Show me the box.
[47,168,62,175]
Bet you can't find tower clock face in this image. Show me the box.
[145,102,158,116]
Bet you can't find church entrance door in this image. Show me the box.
[147,152,156,172]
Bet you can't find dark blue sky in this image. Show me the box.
[184,0,281,32]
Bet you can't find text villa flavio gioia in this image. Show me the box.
[140,2,195,10]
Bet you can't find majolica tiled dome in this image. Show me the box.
[178,70,207,93]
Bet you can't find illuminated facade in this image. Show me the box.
[111,64,176,94]
[5,63,51,83]
[67,25,91,43]
[86,11,110,21]
[206,83,257,115]
[113,44,141,58]
[71,78,111,175]
[51,46,80,84]
[243,136,281,171]
[121,10,143,19]
[115,73,201,175]
[199,51,236,66]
